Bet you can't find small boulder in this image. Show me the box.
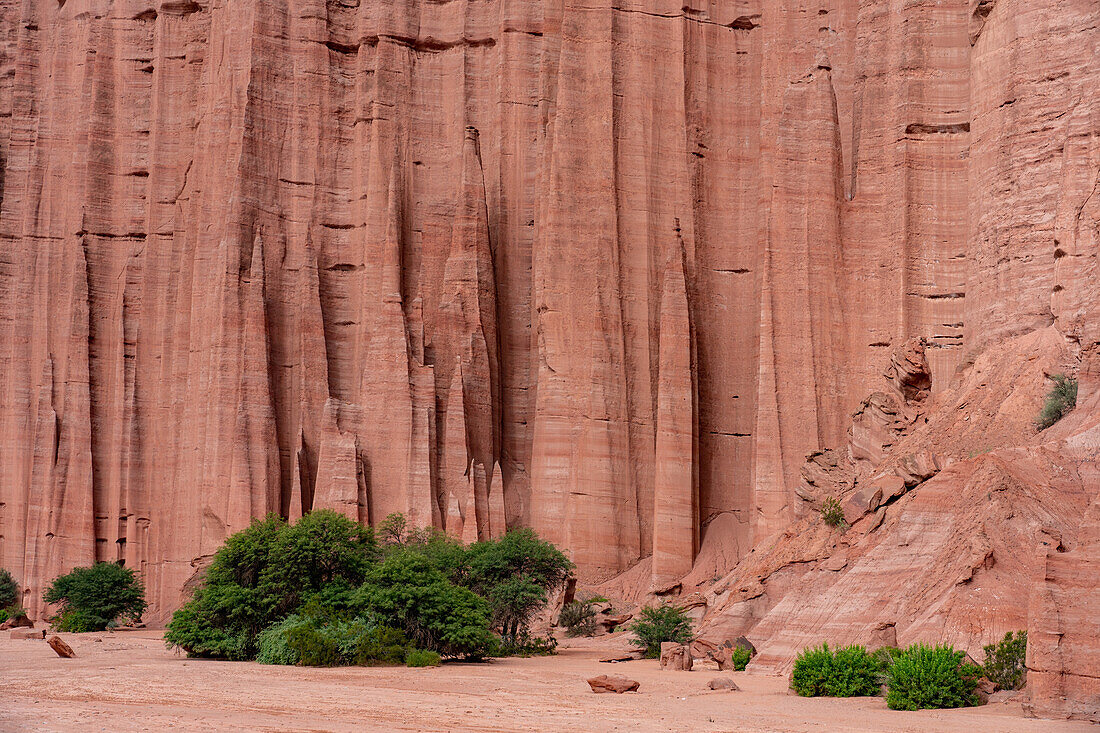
[598,613,633,632]
[975,676,997,704]
[47,635,76,658]
[598,652,639,663]
[587,674,640,694]
[708,677,739,691]
[0,614,34,631]
[10,628,45,640]
[988,689,1021,704]
[660,642,692,671]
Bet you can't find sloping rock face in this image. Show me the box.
[0,0,1096,661]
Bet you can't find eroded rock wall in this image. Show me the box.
[0,0,1097,628]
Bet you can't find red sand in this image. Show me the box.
[0,631,1091,733]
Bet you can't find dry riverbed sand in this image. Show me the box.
[0,631,1091,733]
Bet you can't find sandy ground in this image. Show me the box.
[0,631,1092,733]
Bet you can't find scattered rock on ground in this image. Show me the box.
[10,628,44,640]
[47,636,75,658]
[708,677,739,691]
[660,642,692,670]
[988,689,1021,704]
[0,614,34,631]
[587,674,639,694]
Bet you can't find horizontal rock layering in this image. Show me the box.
[0,2,1097,708]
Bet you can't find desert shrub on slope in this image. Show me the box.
[983,631,1027,691]
[1035,374,1077,430]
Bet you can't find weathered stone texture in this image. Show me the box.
[0,1,1096,670]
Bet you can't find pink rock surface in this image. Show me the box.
[0,10,1095,707]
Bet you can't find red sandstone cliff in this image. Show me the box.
[0,0,1097,716]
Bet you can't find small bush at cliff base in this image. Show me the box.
[820,498,847,529]
[628,604,693,659]
[886,643,980,710]
[43,562,146,632]
[1036,374,1077,430]
[791,643,880,697]
[559,600,598,637]
[983,631,1027,691]
[0,568,18,610]
[730,646,752,671]
[406,649,442,667]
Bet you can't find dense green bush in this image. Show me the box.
[167,511,568,664]
[628,604,693,659]
[406,649,442,667]
[0,568,18,610]
[790,643,880,697]
[730,646,752,671]
[256,615,303,665]
[256,610,408,667]
[886,643,980,710]
[466,529,573,643]
[165,512,375,659]
[983,631,1027,691]
[1036,374,1077,430]
[821,498,847,529]
[357,550,494,658]
[559,600,598,637]
[43,562,146,632]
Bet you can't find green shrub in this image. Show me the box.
[983,631,1027,691]
[821,498,847,529]
[0,568,18,610]
[357,550,494,658]
[730,646,751,671]
[886,643,980,710]
[466,529,573,643]
[791,643,880,697]
[1036,375,1077,430]
[628,604,693,659]
[498,630,558,657]
[257,612,409,667]
[165,512,376,659]
[256,615,303,665]
[559,600,598,637]
[43,562,146,632]
[406,649,442,667]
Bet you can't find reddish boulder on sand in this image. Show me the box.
[47,636,75,658]
[0,614,34,631]
[660,642,692,671]
[708,677,739,691]
[587,675,640,693]
[10,628,44,640]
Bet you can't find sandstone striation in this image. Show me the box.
[0,5,1097,714]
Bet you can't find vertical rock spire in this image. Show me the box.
[651,231,697,590]
[435,126,500,539]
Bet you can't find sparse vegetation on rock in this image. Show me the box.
[820,498,847,529]
[790,643,880,697]
[982,631,1027,691]
[628,604,693,659]
[1035,374,1077,430]
[730,646,752,671]
[559,599,598,637]
[885,643,980,710]
[43,562,146,632]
